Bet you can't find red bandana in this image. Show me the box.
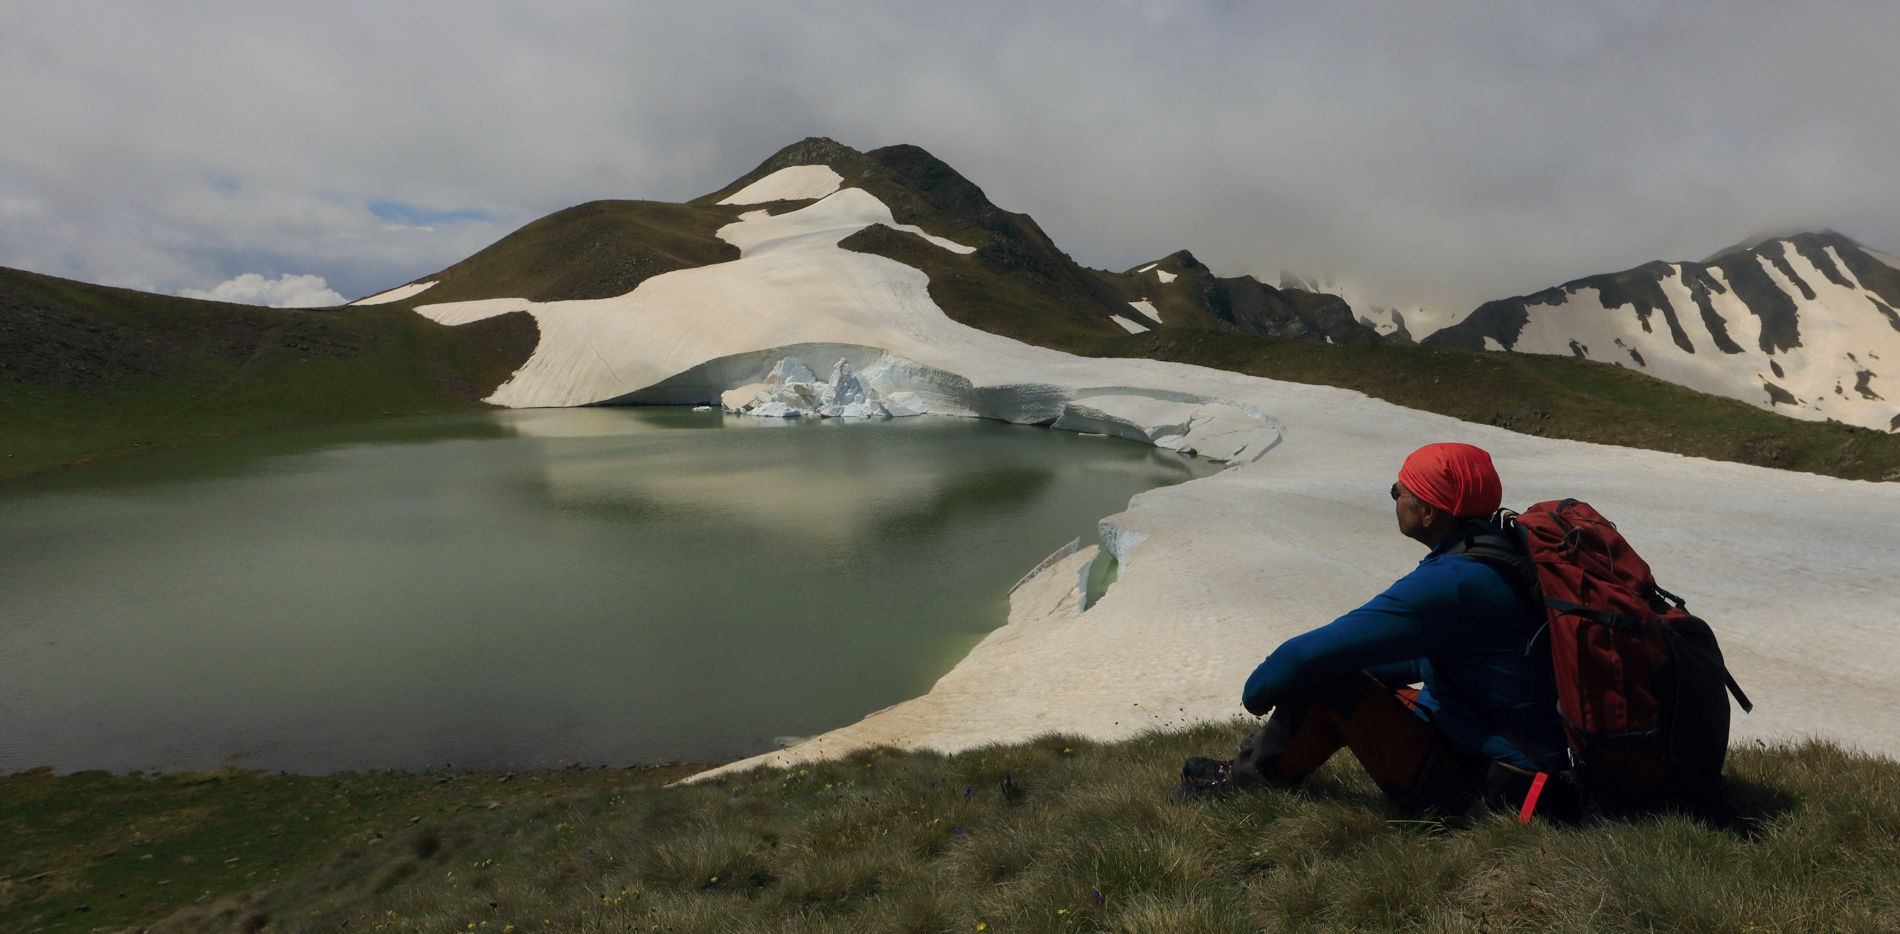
[1398,443,1502,518]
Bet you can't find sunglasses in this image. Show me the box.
[1389,482,1404,501]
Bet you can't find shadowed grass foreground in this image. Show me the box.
[8,723,1896,933]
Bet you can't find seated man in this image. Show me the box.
[1178,442,1571,819]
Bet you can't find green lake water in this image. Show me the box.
[0,408,1216,774]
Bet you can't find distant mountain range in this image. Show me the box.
[1420,231,1900,431]
[6,136,1898,466]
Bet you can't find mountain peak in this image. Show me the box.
[760,136,865,169]
[867,144,992,217]
[1701,228,1860,264]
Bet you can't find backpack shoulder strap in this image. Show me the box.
[1444,509,1539,602]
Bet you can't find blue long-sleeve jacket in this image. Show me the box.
[1241,535,1567,770]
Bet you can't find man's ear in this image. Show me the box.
[1417,500,1461,538]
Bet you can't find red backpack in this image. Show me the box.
[1464,499,1753,814]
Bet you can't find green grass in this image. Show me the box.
[1094,328,1900,482]
[0,764,704,934]
[408,200,742,305]
[840,225,1143,354]
[7,725,1895,933]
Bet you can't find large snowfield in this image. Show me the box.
[413,167,1900,776]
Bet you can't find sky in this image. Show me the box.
[5,1,1899,315]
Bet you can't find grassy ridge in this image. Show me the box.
[1096,328,1900,482]
[7,726,1894,932]
[0,268,537,480]
[404,200,742,305]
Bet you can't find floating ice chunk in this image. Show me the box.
[767,357,817,387]
[826,358,870,406]
[748,401,805,418]
[730,355,896,418]
[721,382,768,411]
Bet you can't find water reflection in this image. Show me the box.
[0,409,1217,774]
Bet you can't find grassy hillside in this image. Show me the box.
[1097,328,1900,482]
[398,200,742,305]
[842,224,1133,353]
[7,725,1893,933]
[0,267,537,479]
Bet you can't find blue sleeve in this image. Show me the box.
[1365,658,1426,687]
[1240,559,1465,715]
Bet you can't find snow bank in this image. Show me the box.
[716,165,844,205]
[701,405,1900,779]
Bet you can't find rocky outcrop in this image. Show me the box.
[1103,250,1385,345]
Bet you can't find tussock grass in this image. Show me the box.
[10,724,1897,932]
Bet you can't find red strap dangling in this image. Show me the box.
[1517,772,1549,824]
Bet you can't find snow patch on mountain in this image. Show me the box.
[1496,241,1900,430]
[720,187,975,256]
[1132,262,1176,284]
[1128,299,1161,323]
[1110,315,1148,334]
[717,164,844,205]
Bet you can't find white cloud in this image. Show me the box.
[179,273,345,308]
[4,1,1900,314]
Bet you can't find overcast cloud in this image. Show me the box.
[5,1,1898,315]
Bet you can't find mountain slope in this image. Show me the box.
[728,138,1163,351]
[0,266,535,477]
[387,200,743,305]
[387,138,1385,355]
[1102,250,1382,344]
[1423,231,1900,431]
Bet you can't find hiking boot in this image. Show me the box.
[1171,756,1237,801]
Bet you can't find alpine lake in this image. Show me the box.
[0,407,1219,775]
